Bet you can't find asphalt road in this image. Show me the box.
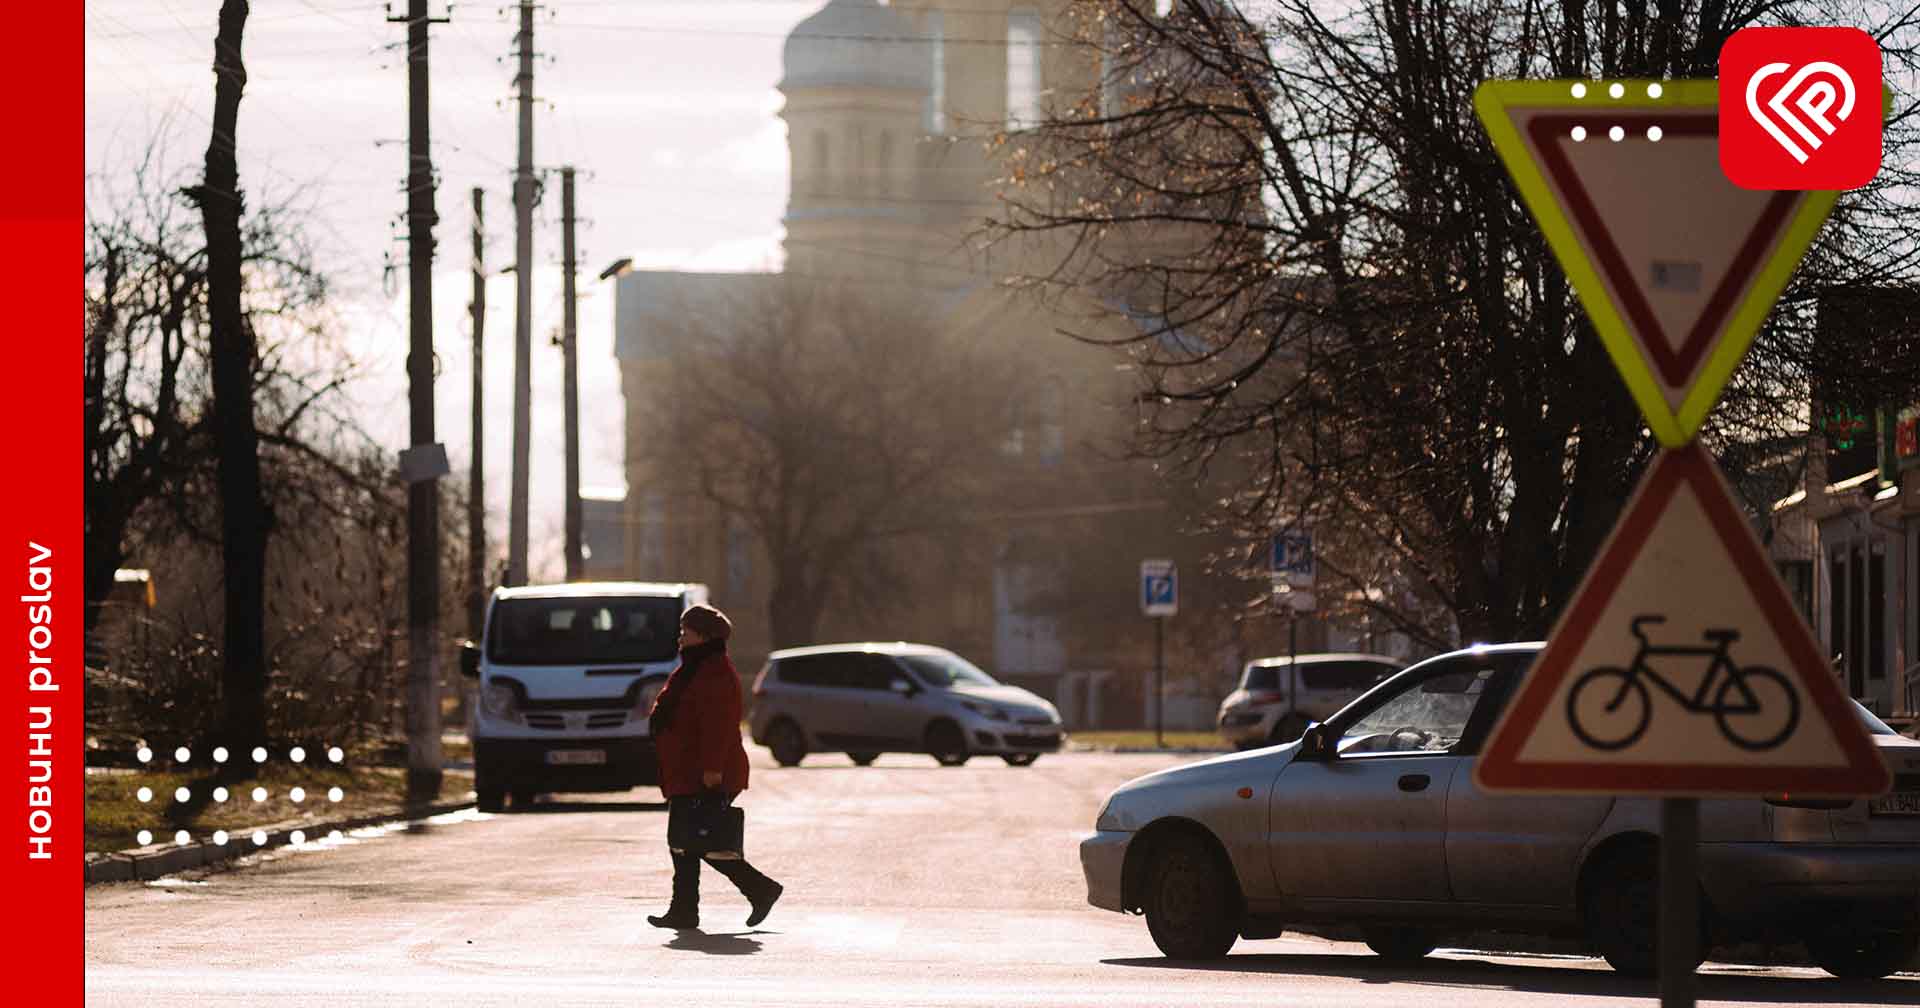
[86,749,1917,1007]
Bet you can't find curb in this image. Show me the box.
[85,797,477,885]
[1065,745,1232,755]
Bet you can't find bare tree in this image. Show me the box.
[85,156,205,639]
[180,0,274,750]
[639,279,1023,647]
[989,0,1920,644]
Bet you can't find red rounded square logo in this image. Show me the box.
[1720,27,1882,190]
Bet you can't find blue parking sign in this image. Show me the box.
[1140,559,1177,617]
[1271,531,1315,581]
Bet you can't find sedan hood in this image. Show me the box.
[1097,745,1295,831]
[947,683,1058,716]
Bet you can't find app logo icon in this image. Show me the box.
[1720,28,1882,190]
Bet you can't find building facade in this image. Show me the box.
[607,1,1396,726]
[1773,390,1920,724]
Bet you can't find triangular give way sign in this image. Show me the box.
[1475,80,1838,445]
[1476,443,1889,797]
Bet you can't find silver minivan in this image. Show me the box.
[749,643,1065,767]
[460,582,708,811]
[1217,652,1403,748]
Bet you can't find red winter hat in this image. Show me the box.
[680,604,732,641]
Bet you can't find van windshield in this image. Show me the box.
[898,653,997,689]
[488,596,682,666]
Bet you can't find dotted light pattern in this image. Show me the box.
[1563,80,1672,144]
[129,743,350,854]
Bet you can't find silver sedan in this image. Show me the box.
[1081,643,1920,979]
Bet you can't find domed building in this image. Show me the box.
[778,0,934,277]
[605,3,1337,730]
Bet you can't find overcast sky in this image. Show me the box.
[86,0,822,581]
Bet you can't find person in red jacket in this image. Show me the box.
[645,604,782,930]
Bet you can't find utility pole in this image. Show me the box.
[560,166,582,581]
[389,0,448,803]
[506,0,536,587]
[468,187,486,637]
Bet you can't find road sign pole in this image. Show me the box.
[1659,797,1699,1008]
[1287,608,1298,714]
[1153,615,1164,749]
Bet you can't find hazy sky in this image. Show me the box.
[86,0,822,580]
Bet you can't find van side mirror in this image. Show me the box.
[889,677,916,695]
[1298,723,1336,761]
[459,641,481,679]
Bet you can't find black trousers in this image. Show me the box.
[666,793,774,911]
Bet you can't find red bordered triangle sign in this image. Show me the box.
[1477,443,1888,797]
[1475,81,1838,446]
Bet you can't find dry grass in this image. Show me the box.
[1066,730,1230,751]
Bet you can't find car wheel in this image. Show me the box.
[1804,925,1919,980]
[1142,831,1240,959]
[1582,841,1703,978]
[1364,927,1439,964]
[848,751,879,766]
[926,722,969,766]
[1271,713,1309,744]
[1002,753,1039,766]
[475,772,505,813]
[766,719,807,767]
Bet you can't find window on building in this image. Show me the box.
[1006,10,1043,129]
[812,130,830,193]
[1778,560,1814,624]
[1035,378,1066,464]
[1831,548,1850,691]
[926,12,946,134]
[1098,19,1121,122]
[1869,542,1886,681]
[850,125,867,195]
[876,130,894,197]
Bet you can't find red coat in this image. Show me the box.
[650,649,751,798]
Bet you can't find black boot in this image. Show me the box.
[710,856,782,927]
[648,850,700,929]
[745,878,784,927]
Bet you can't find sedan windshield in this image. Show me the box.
[898,652,997,689]
[487,596,682,666]
[1854,700,1898,736]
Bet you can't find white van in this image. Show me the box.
[460,582,708,811]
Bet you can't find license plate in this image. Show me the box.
[546,749,606,766]
[1869,790,1920,816]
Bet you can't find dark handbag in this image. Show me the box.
[668,792,744,857]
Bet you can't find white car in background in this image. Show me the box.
[1216,653,1403,748]
[461,582,707,811]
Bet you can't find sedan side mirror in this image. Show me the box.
[1298,723,1336,761]
[459,641,481,679]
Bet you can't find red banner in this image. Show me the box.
[4,5,82,1005]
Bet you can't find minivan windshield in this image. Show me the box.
[898,652,997,689]
[487,596,682,666]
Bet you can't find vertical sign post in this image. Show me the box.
[1140,559,1177,748]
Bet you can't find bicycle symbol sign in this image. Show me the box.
[1567,615,1801,753]
[1475,444,1888,798]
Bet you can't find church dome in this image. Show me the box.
[780,0,931,93]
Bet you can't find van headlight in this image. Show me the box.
[635,679,665,720]
[481,682,520,723]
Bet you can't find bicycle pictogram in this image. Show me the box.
[1566,615,1801,752]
